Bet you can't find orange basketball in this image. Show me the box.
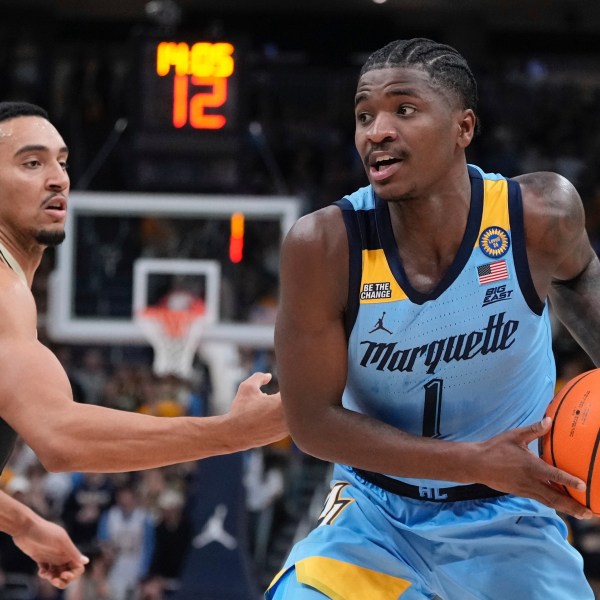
[541,368,600,513]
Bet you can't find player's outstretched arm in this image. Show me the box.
[0,343,288,473]
[0,490,89,589]
[0,265,287,472]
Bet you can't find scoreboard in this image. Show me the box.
[131,37,243,192]
[154,40,237,130]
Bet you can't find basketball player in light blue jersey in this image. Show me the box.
[268,38,600,599]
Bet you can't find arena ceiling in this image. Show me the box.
[8,0,600,32]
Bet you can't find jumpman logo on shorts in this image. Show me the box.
[369,312,393,334]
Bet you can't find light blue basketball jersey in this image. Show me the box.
[266,166,593,599]
[338,164,555,488]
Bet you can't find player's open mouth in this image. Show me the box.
[373,155,399,171]
[369,155,402,181]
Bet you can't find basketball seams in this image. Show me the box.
[587,431,600,510]
[548,371,592,466]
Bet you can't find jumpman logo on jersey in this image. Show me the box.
[192,504,238,550]
[369,311,393,334]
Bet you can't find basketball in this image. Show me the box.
[541,368,600,513]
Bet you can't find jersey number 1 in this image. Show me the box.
[423,378,443,437]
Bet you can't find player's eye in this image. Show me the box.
[398,106,416,116]
[356,111,372,125]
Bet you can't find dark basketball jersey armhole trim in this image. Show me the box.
[335,198,363,339]
[507,178,544,315]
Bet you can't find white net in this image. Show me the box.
[136,305,206,380]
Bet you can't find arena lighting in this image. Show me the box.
[145,0,181,29]
[155,41,235,129]
[371,0,388,4]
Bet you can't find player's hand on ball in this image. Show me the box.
[475,417,593,520]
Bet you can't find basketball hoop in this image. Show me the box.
[136,292,206,380]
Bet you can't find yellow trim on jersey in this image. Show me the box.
[478,178,510,239]
[360,249,407,304]
[295,556,412,599]
[267,567,286,592]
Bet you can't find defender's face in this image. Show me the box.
[354,66,474,201]
[0,115,69,246]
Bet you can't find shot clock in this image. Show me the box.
[155,41,236,130]
[131,36,244,191]
[135,36,241,134]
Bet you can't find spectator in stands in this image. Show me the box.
[61,473,116,549]
[244,447,286,573]
[97,482,155,600]
[138,487,192,600]
[72,349,109,406]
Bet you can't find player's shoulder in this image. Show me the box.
[285,204,346,247]
[513,171,582,207]
[280,205,349,279]
[513,171,588,268]
[513,171,584,224]
[0,263,36,326]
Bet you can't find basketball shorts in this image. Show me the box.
[265,464,593,600]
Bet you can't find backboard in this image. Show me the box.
[46,191,302,349]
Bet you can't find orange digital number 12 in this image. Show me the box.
[156,41,235,130]
[172,75,227,129]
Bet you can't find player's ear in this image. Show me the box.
[456,109,476,148]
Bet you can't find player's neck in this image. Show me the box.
[0,236,42,288]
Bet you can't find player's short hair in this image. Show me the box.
[360,38,478,124]
[0,101,49,124]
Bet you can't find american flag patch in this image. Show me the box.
[477,260,508,285]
